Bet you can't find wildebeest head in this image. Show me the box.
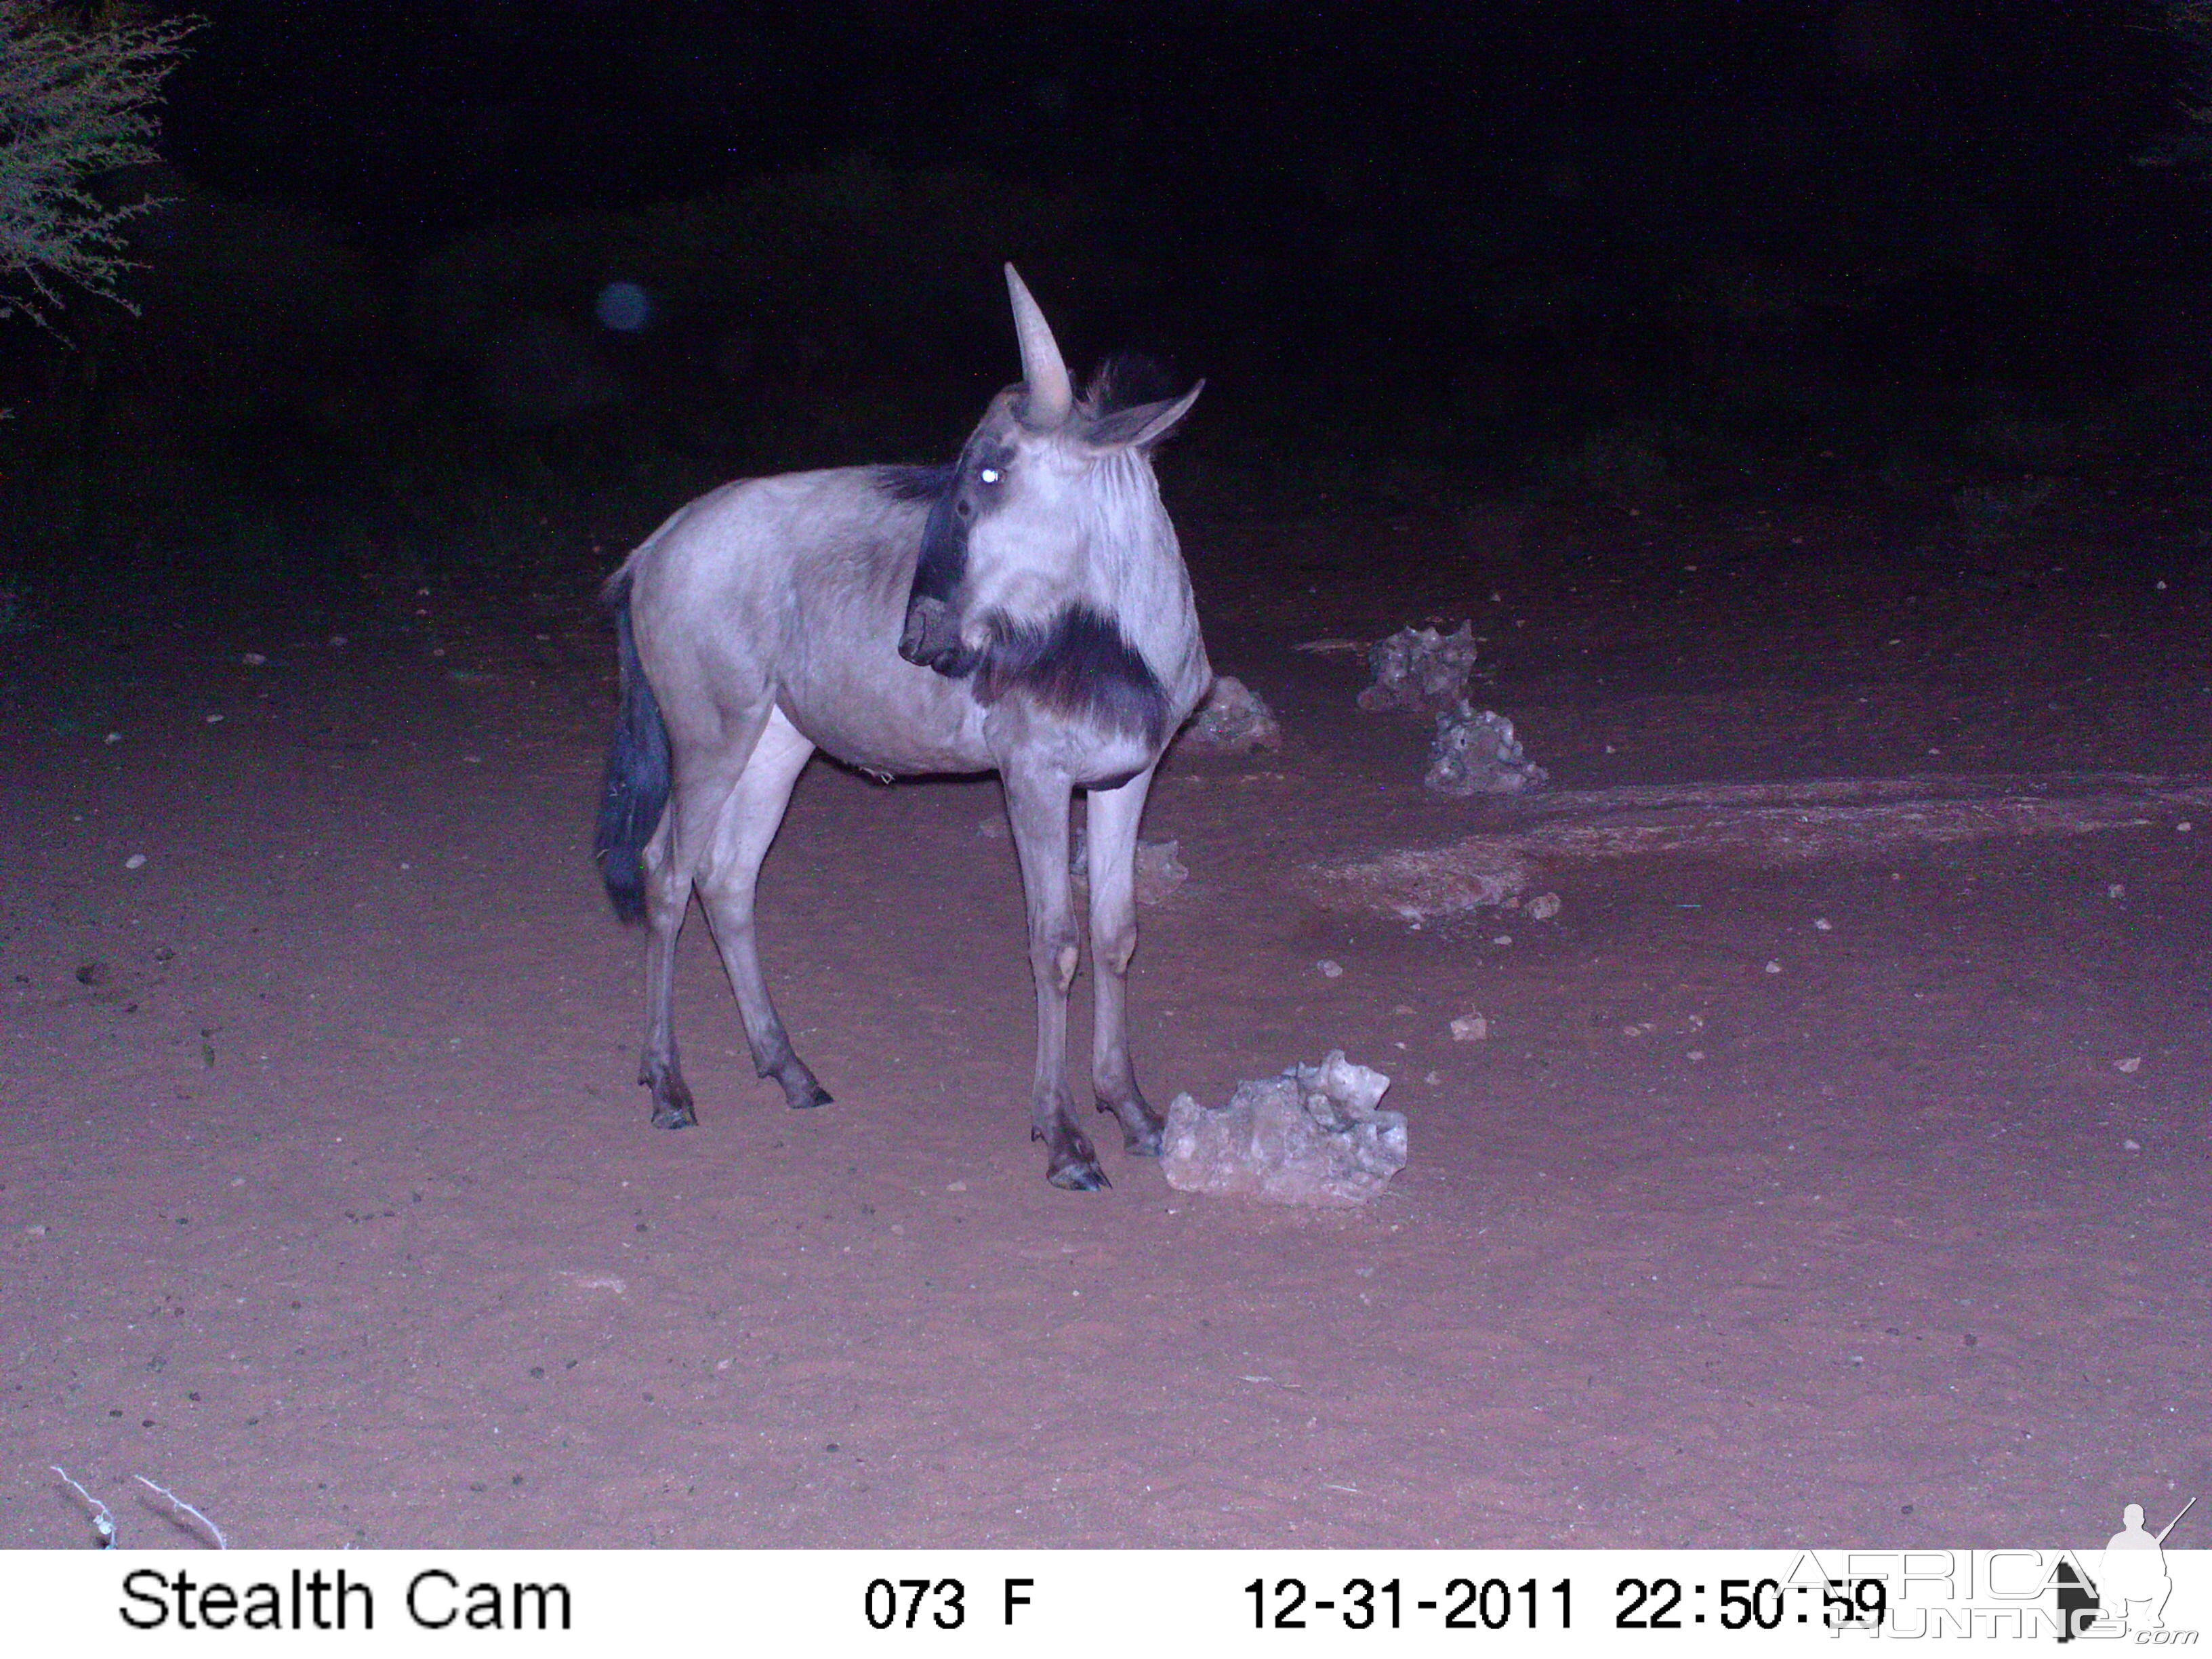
[896,265,1202,689]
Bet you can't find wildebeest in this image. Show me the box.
[594,266,1211,1189]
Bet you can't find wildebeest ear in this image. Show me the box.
[1082,380,1204,451]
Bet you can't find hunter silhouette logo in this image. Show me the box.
[2055,1495,2196,1641]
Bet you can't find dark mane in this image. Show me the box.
[869,463,955,503]
[1080,352,1179,419]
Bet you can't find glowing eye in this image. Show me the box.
[979,467,1002,485]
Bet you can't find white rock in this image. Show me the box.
[1162,1051,1407,1207]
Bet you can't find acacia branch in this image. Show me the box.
[0,2,201,330]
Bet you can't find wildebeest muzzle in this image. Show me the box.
[898,594,968,676]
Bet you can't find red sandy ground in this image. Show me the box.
[2,494,2207,1549]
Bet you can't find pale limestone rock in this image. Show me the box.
[1162,1052,1407,1208]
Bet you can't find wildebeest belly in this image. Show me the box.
[774,653,996,777]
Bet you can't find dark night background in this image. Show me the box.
[3,0,2210,608]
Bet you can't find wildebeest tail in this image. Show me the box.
[594,576,671,924]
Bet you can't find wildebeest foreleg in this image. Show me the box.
[694,707,832,1111]
[1002,762,1103,1189]
[1085,764,1164,1155]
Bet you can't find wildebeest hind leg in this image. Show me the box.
[694,707,832,1111]
[638,811,699,1128]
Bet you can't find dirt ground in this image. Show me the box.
[3,488,2207,1549]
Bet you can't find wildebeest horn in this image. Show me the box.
[1004,263,1072,430]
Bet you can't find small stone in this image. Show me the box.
[1317,959,1344,979]
[1814,918,1832,931]
[2116,1057,2142,1073]
[1492,935,1513,946]
[123,853,147,870]
[1067,829,1187,904]
[2107,884,2125,900]
[1764,960,1782,974]
[2121,1139,2142,1151]
[1359,622,1482,713]
[1526,892,1561,921]
[241,652,267,666]
[1449,1014,1487,1042]
[1179,676,1282,752]
[1424,703,1549,798]
[204,713,224,724]
[104,731,122,745]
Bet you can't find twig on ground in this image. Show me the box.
[50,1466,117,1549]
[135,1475,228,1549]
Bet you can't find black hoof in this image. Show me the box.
[1099,1104,1164,1157]
[1048,1158,1111,1191]
[1097,1100,1164,1158]
[786,1082,833,1110]
[642,1064,697,1129]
